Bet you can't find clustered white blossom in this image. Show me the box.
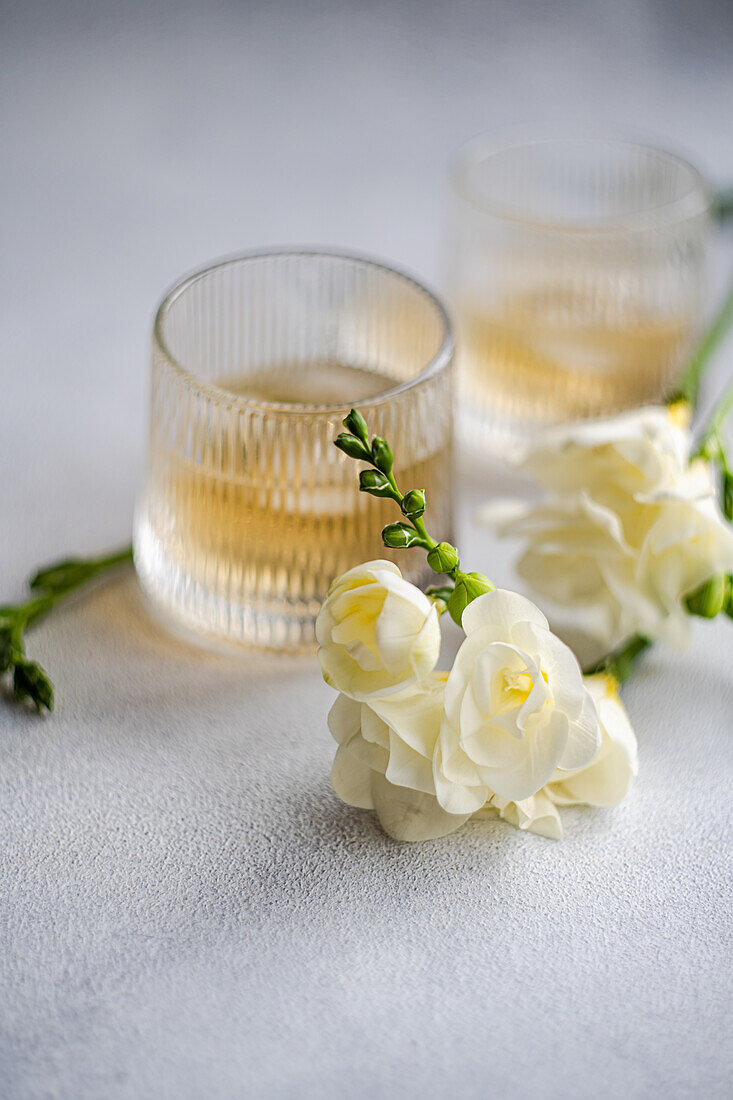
[317,561,637,842]
[488,406,733,652]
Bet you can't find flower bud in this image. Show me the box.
[382,522,424,549]
[30,558,90,592]
[13,659,54,712]
[401,489,426,518]
[685,573,730,619]
[359,470,394,497]
[343,408,369,446]
[447,571,496,626]
[334,433,369,461]
[427,541,459,575]
[371,436,394,475]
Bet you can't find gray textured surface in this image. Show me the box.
[2,2,733,1097]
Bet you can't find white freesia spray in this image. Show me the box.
[316,560,441,699]
[493,405,733,650]
[486,284,733,655]
[319,406,639,844]
[433,590,600,812]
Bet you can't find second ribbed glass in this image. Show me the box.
[134,250,454,651]
[446,133,710,447]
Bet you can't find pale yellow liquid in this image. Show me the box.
[144,362,449,627]
[460,289,692,424]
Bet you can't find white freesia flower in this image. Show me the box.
[490,407,733,650]
[328,674,471,841]
[316,560,441,700]
[481,672,638,839]
[518,405,692,498]
[433,590,601,812]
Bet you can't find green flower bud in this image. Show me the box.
[13,659,54,712]
[30,558,91,592]
[447,571,495,626]
[685,573,730,619]
[359,469,395,497]
[401,489,426,518]
[334,433,369,461]
[343,408,369,446]
[371,436,394,475]
[426,541,459,574]
[382,522,424,549]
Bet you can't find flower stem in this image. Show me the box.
[584,633,652,684]
[669,278,733,408]
[693,376,733,461]
[334,411,495,623]
[0,544,133,712]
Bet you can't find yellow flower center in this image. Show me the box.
[503,669,533,695]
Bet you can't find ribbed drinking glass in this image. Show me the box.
[446,133,710,447]
[134,250,454,651]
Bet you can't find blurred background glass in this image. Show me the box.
[446,133,711,447]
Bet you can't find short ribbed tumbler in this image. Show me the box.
[446,134,711,447]
[134,250,454,651]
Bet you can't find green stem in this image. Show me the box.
[381,467,439,551]
[584,634,652,684]
[30,545,133,591]
[712,188,733,224]
[693,377,733,461]
[670,279,733,408]
[1,543,134,712]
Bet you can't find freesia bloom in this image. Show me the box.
[490,407,733,650]
[518,405,692,498]
[433,590,601,812]
[483,672,639,839]
[328,674,471,841]
[316,560,441,700]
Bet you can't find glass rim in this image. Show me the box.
[152,246,455,415]
[449,129,711,234]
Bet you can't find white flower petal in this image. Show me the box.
[433,740,489,815]
[368,673,447,758]
[385,730,436,794]
[370,773,471,841]
[331,741,374,809]
[477,709,570,803]
[492,790,564,840]
[461,588,549,638]
[548,675,638,807]
[359,704,390,749]
[341,729,389,775]
[327,694,361,745]
[557,686,601,771]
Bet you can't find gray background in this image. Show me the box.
[1,2,732,1097]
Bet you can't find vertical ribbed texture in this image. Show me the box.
[134,252,454,651]
[447,137,710,448]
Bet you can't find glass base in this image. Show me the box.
[133,510,437,653]
[133,512,322,652]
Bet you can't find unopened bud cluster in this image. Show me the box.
[334,408,498,629]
